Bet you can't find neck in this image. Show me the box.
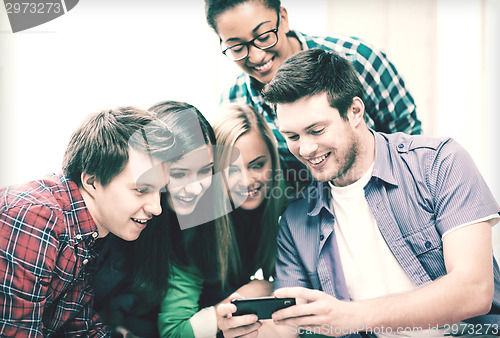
[79,186,107,238]
[287,34,302,56]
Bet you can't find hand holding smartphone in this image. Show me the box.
[231,296,296,320]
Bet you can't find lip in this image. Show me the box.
[305,152,331,169]
[173,194,198,207]
[131,217,150,230]
[250,57,274,74]
[233,185,262,200]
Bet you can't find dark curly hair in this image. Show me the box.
[205,0,281,33]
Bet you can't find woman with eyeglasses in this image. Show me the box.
[205,0,422,192]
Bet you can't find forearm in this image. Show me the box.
[351,272,493,330]
[352,223,494,329]
[274,222,495,335]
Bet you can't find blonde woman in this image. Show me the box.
[157,104,287,337]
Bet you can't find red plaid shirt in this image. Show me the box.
[0,174,111,337]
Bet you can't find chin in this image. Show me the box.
[308,167,336,182]
[239,198,264,211]
[175,207,195,216]
[122,232,141,242]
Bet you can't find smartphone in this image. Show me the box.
[231,296,296,320]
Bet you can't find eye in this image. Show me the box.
[249,161,265,170]
[309,128,325,135]
[286,134,299,141]
[228,44,245,54]
[135,187,150,194]
[169,172,185,179]
[256,32,272,43]
[198,166,213,176]
[228,165,241,175]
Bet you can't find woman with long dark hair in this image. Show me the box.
[157,103,286,337]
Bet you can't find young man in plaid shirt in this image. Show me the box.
[0,106,175,336]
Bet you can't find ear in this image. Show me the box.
[80,172,97,197]
[347,97,365,128]
[279,6,291,34]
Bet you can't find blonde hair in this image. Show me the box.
[212,104,285,284]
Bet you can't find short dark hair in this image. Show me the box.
[62,106,174,187]
[262,48,365,120]
[205,0,281,33]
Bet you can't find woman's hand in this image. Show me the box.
[216,293,262,338]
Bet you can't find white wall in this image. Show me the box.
[0,0,498,253]
[326,0,499,255]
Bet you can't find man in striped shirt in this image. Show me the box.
[0,107,174,336]
[218,49,499,337]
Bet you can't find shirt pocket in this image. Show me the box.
[403,222,446,280]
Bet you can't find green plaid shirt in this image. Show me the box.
[220,31,422,188]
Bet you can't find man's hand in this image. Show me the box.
[272,287,356,337]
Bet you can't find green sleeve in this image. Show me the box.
[157,264,204,338]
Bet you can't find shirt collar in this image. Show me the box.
[307,181,333,217]
[371,130,399,187]
[60,174,100,244]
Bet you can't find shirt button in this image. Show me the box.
[92,232,99,238]
[75,234,82,240]
[425,241,432,249]
[398,143,404,149]
[320,235,325,241]
[82,259,89,265]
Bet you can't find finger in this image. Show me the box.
[274,313,329,328]
[274,286,323,302]
[273,298,328,321]
[218,302,238,318]
[228,292,244,302]
[222,322,262,338]
[218,314,259,331]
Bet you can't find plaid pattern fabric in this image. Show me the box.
[221,30,422,187]
[0,174,111,337]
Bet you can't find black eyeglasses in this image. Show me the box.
[221,15,281,61]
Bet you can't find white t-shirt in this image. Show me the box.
[329,165,450,337]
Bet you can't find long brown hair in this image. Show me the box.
[212,103,285,285]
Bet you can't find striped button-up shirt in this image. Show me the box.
[275,131,500,326]
[0,174,111,337]
[221,30,422,189]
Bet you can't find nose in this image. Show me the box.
[236,169,255,188]
[299,137,319,158]
[247,45,267,63]
[145,192,162,216]
[184,180,203,196]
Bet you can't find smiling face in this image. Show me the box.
[215,2,299,84]
[226,131,272,210]
[277,93,364,186]
[167,145,214,216]
[86,148,168,241]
